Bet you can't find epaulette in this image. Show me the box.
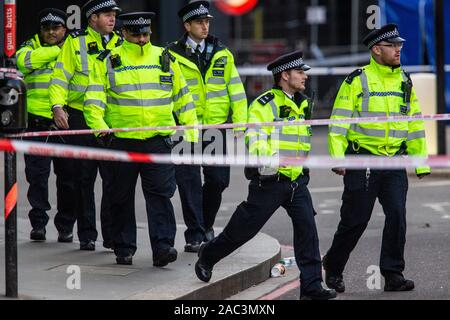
[257,92,275,105]
[345,68,362,84]
[110,54,122,68]
[70,29,88,38]
[97,49,111,62]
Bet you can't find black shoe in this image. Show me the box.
[116,255,133,265]
[300,288,337,300]
[184,241,202,253]
[204,228,215,242]
[80,240,96,251]
[323,255,345,293]
[30,228,46,241]
[103,240,114,250]
[195,242,213,282]
[153,247,178,267]
[384,274,415,292]
[58,232,73,243]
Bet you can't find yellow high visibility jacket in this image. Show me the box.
[246,87,313,180]
[329,57,430,175]
[49,26,122,111]
[16,34,61,119]
[84,40,198,142]
[168,35,247,130]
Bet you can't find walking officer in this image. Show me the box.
[195,51,336,300]
[168,0,248,251]
[84,12,198,266]
[324,24,431,293]
[16,8,76,242]
[49,0,123,250]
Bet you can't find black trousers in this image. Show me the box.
[67,108,113,243]
[109,136,177,257]
[325,169,408,277]
[175,129,230,243]
[200,174,323,294]
[24,114,76,233]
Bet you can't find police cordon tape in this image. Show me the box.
[0,138,448,169]
[6,113,450,139]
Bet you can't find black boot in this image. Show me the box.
[384,273,415,292]
[195,243,213,282]
[323,255,346,293]
[30,228,46,241]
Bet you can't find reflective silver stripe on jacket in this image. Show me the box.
[192,94,200,101]
[107,97,173,107]
[208,78,226,85]
[32,69,53,76]
[186,79,198,86]
[279,149,309,157]
[26,82,50,90]
[229,77,242,85]
[50,78,69,90]
[109,83,173,94]
[174,102,196,117]
[84,99,107,109]
[68,84,87,93]
[269,100,283,121]
[206,89,228,99]
[173,86,190,102]
[106,58,116,88]
[350,124,408,139]
[230,92,246,102]
[25,51,33,69]
[78,36,89,75]
[360,70,370,112]
[329,126,348,135]
[331,108,353,118]
[408,130,426,141]
[86,84,105,92]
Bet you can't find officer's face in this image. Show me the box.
[184,18,210,41]
[90,11,117,35]
[373,42,403,66]
[122,29,151,46]
[285,69,308,92]
[40,24,66,46]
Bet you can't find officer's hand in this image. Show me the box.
[234,131,245,139]
[332,167,346,176]
[53,106,69,129]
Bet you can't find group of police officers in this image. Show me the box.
[17,0,430,300]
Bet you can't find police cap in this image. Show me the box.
[118,12,155,34]
[178,1,213,23]
[267,51,311,75]
[363,23,406,49]
[82,0,122,19]
[38,8,67,27]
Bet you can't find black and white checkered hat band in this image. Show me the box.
[271,58,305,74]
[41,13,65,25]
[86,0,118,18]
[123,17,151,26]
[183,5,209,22]
[367,30,400,48]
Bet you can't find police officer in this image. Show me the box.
[16,9,75,242]
[195,51,336,300]
[168,1,248,251]
[49,0,122,250]
[324,24,430,293]
[84,12,198,266]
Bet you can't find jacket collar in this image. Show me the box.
[369,56,402,75]
[121,39,152,56]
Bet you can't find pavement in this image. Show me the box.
[0,217,281,300]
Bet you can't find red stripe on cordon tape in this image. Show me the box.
[0,139,16,152]
[5,183,17,220]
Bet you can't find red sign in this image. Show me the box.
[214,0,258,16]
[4,0,17,58]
